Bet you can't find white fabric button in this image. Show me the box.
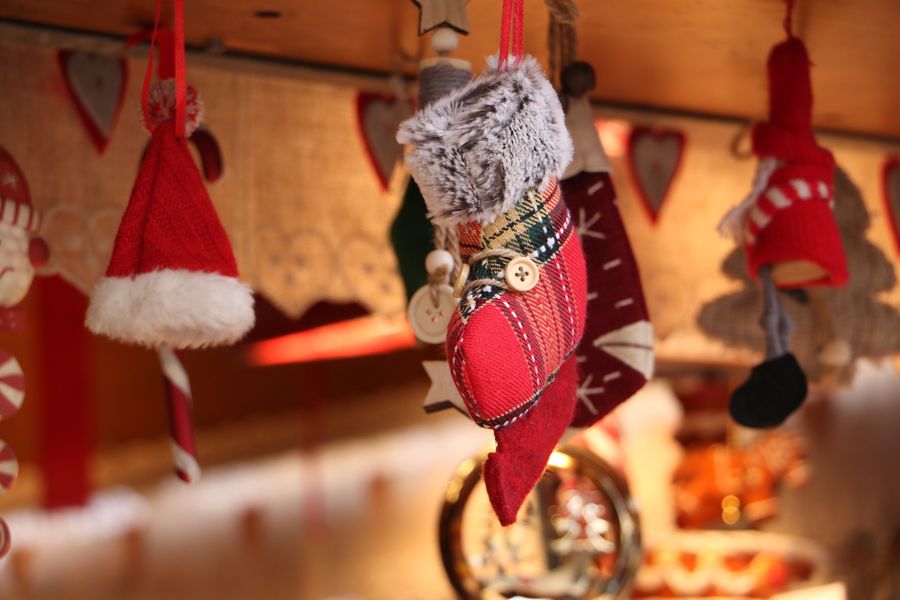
[408,284,456,344]
[504,257,539,292]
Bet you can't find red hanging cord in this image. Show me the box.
[125,27,174,78]
[499,0,512,69]
[783,0,795,38]
[158,28,175,79]
[498,0,525,70]
[139,0,163,129]
[172,0,187,141]
[512,0,524,60]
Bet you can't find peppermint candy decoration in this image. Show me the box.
[0,440,19,494]
[0,351,25,421]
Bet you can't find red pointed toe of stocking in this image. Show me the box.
[484,354,578,526]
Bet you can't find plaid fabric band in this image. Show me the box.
[458,179,572,319]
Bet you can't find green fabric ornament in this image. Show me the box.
[390,178,435,302]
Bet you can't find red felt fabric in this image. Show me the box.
[484,353,578,526]
[105,120,238,279]
[562,172,652,427]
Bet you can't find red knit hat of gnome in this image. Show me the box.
[744,35,847,288]
[86,19,254,348]
[751,37,832,165]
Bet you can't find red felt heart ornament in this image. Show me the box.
[626,126,686,224]
[58,50,128,154]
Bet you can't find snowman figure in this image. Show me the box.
[0,147,48,309]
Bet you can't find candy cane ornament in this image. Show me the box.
[158,347,200,483]
[0,440,19,494]
[0,351,25,421]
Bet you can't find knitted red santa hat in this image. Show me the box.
[86,25,253,348]
[744,37,847,288]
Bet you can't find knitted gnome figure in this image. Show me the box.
[86,76,254,348]
[559,62,654,428]
[0,147,49,309]
[398,55,587,525]
[719,37,846,428]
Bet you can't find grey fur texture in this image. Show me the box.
[397,55,573,226]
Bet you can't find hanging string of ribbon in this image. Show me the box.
[498,0,525,70]
[140,0,189,141]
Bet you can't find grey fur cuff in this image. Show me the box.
[397,55,573,226]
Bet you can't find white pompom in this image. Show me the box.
[142,79,205,137]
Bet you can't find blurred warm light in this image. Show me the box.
[721,494,741,525]
[594,119,631,157]
[771,582,847,599]
[247,314,416,366]
[547,451,574,469]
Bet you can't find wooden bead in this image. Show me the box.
[431,28,459,55]
[425,249,454,276]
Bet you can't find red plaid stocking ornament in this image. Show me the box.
[398,53,586,525]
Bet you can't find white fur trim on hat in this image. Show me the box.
[397,55,573,226]
[86,269,255,349]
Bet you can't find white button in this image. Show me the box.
[407,284,457,344]
[504,257,539,292]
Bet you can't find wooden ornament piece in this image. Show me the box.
[411,0,470,36]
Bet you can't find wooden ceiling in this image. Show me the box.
[2,0,900,139]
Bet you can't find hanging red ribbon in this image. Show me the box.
[125,27,174,78]
[140,0,189,141]
[172,0,187,140]
[498,0,525,70]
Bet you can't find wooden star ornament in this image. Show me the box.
[410,0,470,36]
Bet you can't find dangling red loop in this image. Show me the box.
[783,0,795,38]
[498,0,525,70]
[139,0,163,129]
[139,0,188,141]
[126,27,174,78]
[172,0,187,141]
